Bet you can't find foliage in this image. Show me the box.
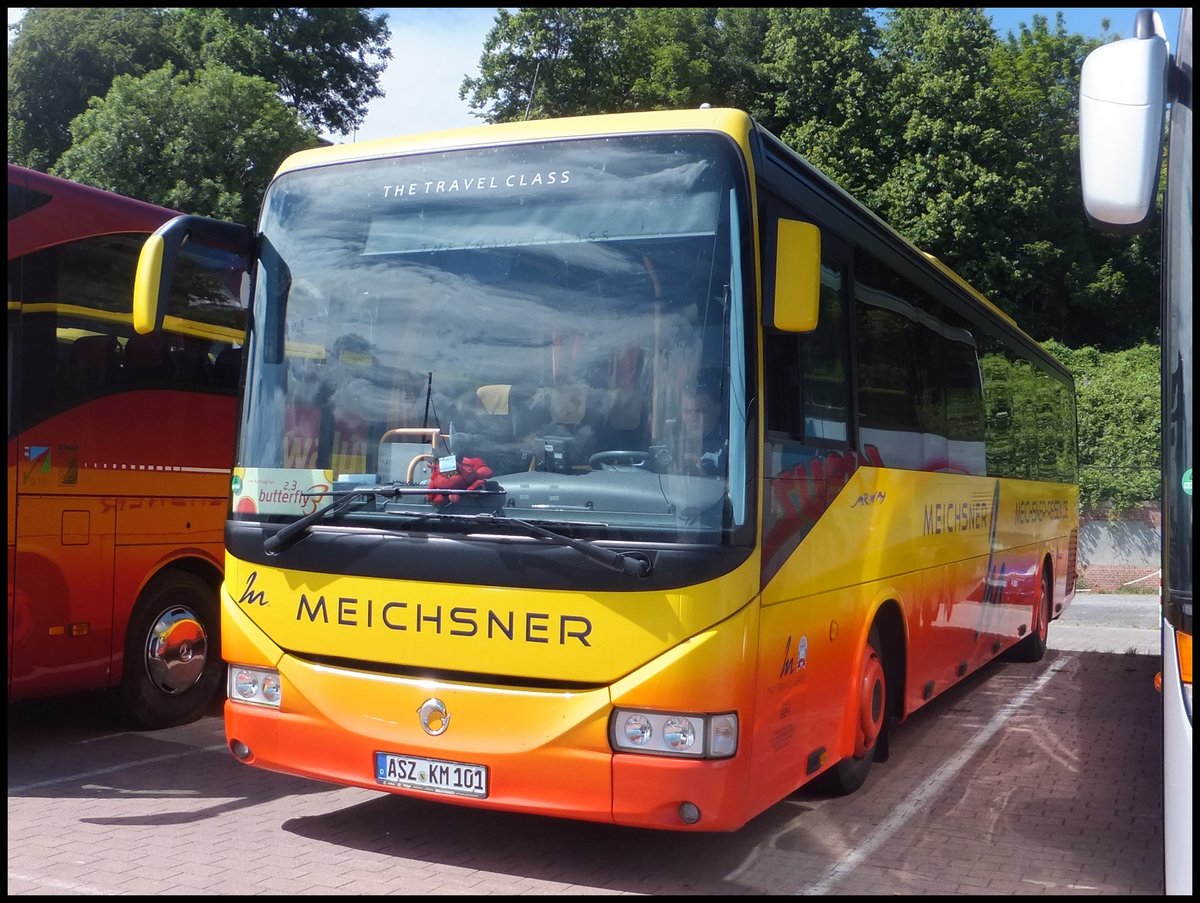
[53,65,320,226]
[7,8,179,168]
[1044,340,1161,513]
[758,8,885,194]
[8,7,390,173]
[171,8,391,136]
[461,7,1161,352]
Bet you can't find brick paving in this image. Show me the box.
[8,596,1165,895]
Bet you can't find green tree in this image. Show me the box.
[989,14,1159,348]
[869,10,1019,301]
[171,8,391,136]
[1047,341,1160,512]
[461,8,634,122]
[53,64,320,226]
[8,7,390,172]
[7,8,179,168]
[755,8,885,195]
[460,8,769,122]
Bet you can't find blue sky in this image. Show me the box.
[7,7,1185,142]
[986,7,1180,40]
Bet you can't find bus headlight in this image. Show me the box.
[229,665,282,708]
[622,713,653,746]
[611,709,737,758]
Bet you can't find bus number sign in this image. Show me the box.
[374,751,489,798]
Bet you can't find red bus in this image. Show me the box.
[7,163,247,727]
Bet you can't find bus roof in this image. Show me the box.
[274,107,755,177]
[8,163,180,260]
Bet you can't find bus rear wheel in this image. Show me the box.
[1007,570,1051,663]
[817,626,887,796]
[120,571,223,729]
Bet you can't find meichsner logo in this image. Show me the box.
[418,698,450,736]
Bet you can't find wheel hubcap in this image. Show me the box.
[145,606,209,694]
[855,646,886,757]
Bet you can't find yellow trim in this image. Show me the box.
[20,303,129,325]
[276,108,754,176]
[133,233,165,334]
[160,314,244,344]
[921,251,1018,328]
[13,301,242,344]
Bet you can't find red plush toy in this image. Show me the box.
[426,455,494,506]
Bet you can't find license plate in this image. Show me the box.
[374,751,489,798]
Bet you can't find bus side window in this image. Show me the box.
[761,206,852,578]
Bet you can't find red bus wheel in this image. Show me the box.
[814,624,890,796]
[854,642,886,757]
[1006,569,1051,663]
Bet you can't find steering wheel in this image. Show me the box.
[588,450,650,469]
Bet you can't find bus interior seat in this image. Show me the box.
[605,388,648,449]
[123,331,171,381]
[602,346,648,448]
[215,346,243,388]
[171,341,210,382]
[65,333,120,394]
[534,382,602,471]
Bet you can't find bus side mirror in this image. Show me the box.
[772,219,821,333]
[133,215,254,334]
[1078,11,1170,233]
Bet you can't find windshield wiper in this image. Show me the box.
[262,487,651,578]
[473,513,653,578]
[262,483,504,555]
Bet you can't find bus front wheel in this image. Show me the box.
[120,571,223,729]
[817,625,887,796]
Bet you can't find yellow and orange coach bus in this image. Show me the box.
[8,163,246,727]
[133,108,1079,829]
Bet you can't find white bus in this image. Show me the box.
[1079,9,1193,895]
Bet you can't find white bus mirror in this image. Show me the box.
[1078,11,1170,232]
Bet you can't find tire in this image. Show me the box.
[816,625,888,796]
[1007,570,1051,663]
[120,571,223,729]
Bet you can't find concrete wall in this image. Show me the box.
[1077,503,1161,592]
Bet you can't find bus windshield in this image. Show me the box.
[234,132,752,543]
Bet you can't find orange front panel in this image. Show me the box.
[224,661,618,824]
[222,576,766,830]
